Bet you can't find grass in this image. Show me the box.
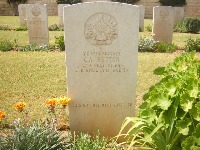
[0,16,200,127]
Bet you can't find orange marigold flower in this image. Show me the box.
[14,102,26,112]
[45,98,57,107]
[0,111,6,121]
[58,97,71,107]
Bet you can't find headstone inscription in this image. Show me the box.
[26,4,49,45]
[152,6,175,43]
[18,4,27,27]
[58,4,70,27]
[64,2,139,137]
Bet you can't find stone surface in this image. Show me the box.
[64,2,139,138]
[58,4,70,27]
[152,6,175,43]
[174,7,184,24]
[138,5,145,31]
[26,4,49,45]
[18,4,27,26]
[82,0,111,2]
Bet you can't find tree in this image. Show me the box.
[56,0,81,5]
[7,0,27,16]
[159,0,186,6]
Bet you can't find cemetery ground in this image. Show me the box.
[0,16,200,149]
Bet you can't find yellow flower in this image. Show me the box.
[58,97,71,107]
[0,111,5,121]
[14,102,26,112]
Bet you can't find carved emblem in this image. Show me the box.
[31,6,41,17]
[160,9,169,19]
[84,13,118,45]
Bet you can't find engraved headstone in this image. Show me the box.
[58,4,70,27]
[138,5,145,31]
[18,4,27,27]
[64,2,139,137]
[26,4,49,45]
[174,7,184,24]
[153,6,175,43]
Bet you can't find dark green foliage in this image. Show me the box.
[185,38,200,52]
[0,122,67,150]
[112,0,139,4]
[184,18,200,34]
[7,0,27,16]
[155,42,177,53]
[15,26,27,31]
[174,18,200,33]
[159,0,186,6]
[55,35,65,51]
[0,40,13,51]
[56,0,81,4]
[49,24,64,31]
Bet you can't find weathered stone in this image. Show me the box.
[153,6,175,43]
[26,4,49,45]
[174,7,184,24]
[18,4,27,26]
[58,4,70,27]
[138,5,145,31]
[64,2,139,138]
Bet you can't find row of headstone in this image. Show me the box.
[152,6,184,43]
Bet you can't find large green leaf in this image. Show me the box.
[157,94,172,110]
[190,102,200,121]
[180,93,194,112]
[176,118,192,135]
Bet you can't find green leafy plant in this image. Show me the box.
[0,120,67,150]
[15,26,27,31]
[68,131,120,150]
[156,42,177,53]
[159,0,186,6]
[18,44,55,51]
[55,35,65,51]
[0,40,13,52]
[185,38,200,52]
[182,123,200,150]
[48,24,63,31]
[174,18,200,33]
[117,51,200,150]
[138,36,157,52]
[145,24,152,32]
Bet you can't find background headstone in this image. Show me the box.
[26,4,49,45]
[18,4,27,27]
[82,0,111,2]
[174,7,184,24]
[64,2,139,138]
[152,6,175,43]
[138,5,145,31]
[58,4,70,27]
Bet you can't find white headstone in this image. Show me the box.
[18,4,27,27]
[153,6,175,43]
[64,2,139,138]
[138,5,145,31]
[26,4,49,45]
[174,7,184,24]
[58,4,70,27]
